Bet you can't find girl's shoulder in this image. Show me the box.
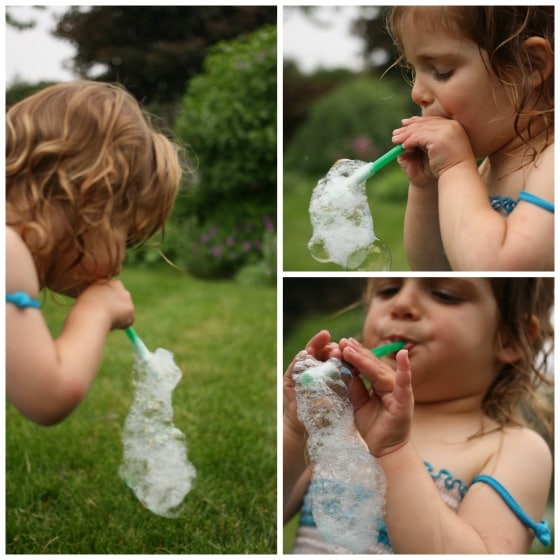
[486,425,552,483]
[6,226,39,295]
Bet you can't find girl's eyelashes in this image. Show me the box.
[431,290,462,304]
[374,282,402,298]
[433,69,454,81]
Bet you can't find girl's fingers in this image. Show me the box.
[342,344,395,394]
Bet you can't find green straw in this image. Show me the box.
[124,326,150,361]
[340,340,406,376]
[371,340,406,357]
[369,144,405,175]
[339,144,405,189]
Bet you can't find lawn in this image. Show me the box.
[283,171,410,271]
[6,266,277,554]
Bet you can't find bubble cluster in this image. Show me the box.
[308,159,391,271]
[292,351,386,553]
[120,348,196,518]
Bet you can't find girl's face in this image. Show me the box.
[363,278,506,403]
[400,24,517,158]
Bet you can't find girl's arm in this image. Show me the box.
[394,118,554,270]
[438,144,553,270]
[341,339,552,553]
[6,228,134,425]
[404,183,451,270]
[379,427,551,553]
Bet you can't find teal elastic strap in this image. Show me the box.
[518,191,554,214]
[6,291,41,309]
[471,475,550,546]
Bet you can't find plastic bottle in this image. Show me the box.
[292,351,386,553]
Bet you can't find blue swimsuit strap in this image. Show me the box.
[6,291,41,309]
[518,191,554,213]
[471,475,551,546]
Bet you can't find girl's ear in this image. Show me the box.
[496,315,540,364]
[522,37,553,88]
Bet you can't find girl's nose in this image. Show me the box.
[390,284,421,320]
[411,77,433,111]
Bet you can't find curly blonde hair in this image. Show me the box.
[386,6,554,158]
[364,278,554,439]
[6,81,182,286]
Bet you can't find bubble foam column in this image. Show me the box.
[292,351,386,553]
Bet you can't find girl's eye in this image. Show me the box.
[375,284,401,298]
[432,290,461,304]
[433,69,454,81]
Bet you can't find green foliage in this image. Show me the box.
[6,266,276,554]
[284,74,413,176]
[174,25,277,279]
[283,60,356,146]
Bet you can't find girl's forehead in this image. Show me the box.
[393,7,466,42]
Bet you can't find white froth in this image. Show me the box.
[308,159,391,271]
[120,348,196,518]
[292,352,386,553]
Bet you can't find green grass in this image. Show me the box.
[6,266,276,554]
[283,172,410,271]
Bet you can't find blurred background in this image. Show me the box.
[283,6,415,271]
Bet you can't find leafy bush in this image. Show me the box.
[284,75,413,177]
[178,212,275,279]
[173,24,276,279]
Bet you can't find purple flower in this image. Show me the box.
[226,236,235,246]
[208,226,218,239]
[263,216,275,233]
[242,241,252,252]
[211,245,222,258]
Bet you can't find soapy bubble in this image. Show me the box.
[120,348,196,518]
[308,159,391,271]
[292,351,386,553]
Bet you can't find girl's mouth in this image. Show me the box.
[378,337,416,354]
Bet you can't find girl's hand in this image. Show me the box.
[392,116,476,187]
[73,279,135,330]
[340,337,414,457]
[283,330,342,436]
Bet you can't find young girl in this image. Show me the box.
[388,7,553,270]
[6,81,182,426]
[284,278,553,553]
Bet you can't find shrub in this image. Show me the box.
[284,75,413,177]
[173,25,276,279]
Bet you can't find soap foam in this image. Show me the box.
[120,348,196,518]
[292,351,386,553]
[308,159,391,271]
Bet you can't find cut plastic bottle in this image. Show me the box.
[292,352,386,553]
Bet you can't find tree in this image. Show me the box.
[53,6,276,105]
